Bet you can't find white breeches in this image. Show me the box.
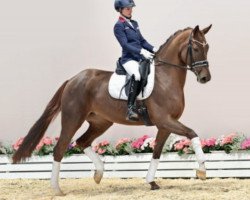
[123,60,141,81]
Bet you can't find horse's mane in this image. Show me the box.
[157,27,192,53]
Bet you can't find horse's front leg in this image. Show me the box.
[159,119,207,180]
[146,129,170,190]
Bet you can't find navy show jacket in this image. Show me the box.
[114,17,154,65]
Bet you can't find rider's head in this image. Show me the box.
[114,0,135,19]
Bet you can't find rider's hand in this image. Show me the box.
[140,49,154,60]
[153,46,159,53]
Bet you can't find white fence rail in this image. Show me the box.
[0,152,250,179]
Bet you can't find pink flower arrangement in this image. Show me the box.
[217,133,245,153]
[220,133,238,146]
[131,135,149,149]
[149,139,156,149]
[141,137,156,152]
[173,139,192,155]
[12,136,56,156]
[241,138,250,150]
[43,137,53,145]
[201,137,216,148]
[200,137,217,153]
[35,137,55,151]
[6,133,249,157]
[98,148,106,154]
[101,140,110,146]
[115,138,131,149]
[13,136,55,151]
[131,135,156,153]
[33,137,53,151]
[12,137,24,151]
[93,140,115,155]
[174,139,191,150]
[115,138,133,155]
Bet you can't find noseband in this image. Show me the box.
[155,30,209,73]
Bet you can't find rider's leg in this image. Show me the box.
[126,75,140,121]
[123,60,141,81]
[123,60,140,121]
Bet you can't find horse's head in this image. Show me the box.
[181,25,212,84]
[155,25,212,84]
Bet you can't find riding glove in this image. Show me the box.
[153,46,159,53]
[140,49,154,59]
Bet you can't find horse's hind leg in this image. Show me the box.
[76,116,113,184]
[51,110,86,196]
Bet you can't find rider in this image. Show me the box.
[114,0,158,121]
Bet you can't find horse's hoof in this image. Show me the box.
[149,181,160,190]
[196,169,206,180]
[94,170,103,184]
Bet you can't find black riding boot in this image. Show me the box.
[126,76,140,121]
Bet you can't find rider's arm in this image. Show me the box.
[133,21,154,53]
[138,30,154,53]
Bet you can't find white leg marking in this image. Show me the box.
[146,158,159,183]
[191,137,206,171]
[51,161,65,196]
[84,146,104,184]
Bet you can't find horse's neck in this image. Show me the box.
[154,32,189,91]
[155,65,187,91]
[154,45,187,90]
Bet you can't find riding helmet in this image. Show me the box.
[114,0,136,12]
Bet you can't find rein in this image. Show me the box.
[154,30,209,72]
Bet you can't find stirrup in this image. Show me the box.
[126,106,139,121]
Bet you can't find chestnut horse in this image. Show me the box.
[13,25,212,195]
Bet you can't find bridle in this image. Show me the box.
[154,30,209,74]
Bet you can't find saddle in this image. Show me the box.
[116,58,151,97]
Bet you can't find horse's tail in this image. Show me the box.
[12,80,69,163]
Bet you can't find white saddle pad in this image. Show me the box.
[108,62,155,100]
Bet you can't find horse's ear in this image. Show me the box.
[193,25,200,36]
[202,24,212,34]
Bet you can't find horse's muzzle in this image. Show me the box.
[198,74,211,84]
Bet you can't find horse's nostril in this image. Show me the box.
[200,77,207,83]
[201,77,207,82]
